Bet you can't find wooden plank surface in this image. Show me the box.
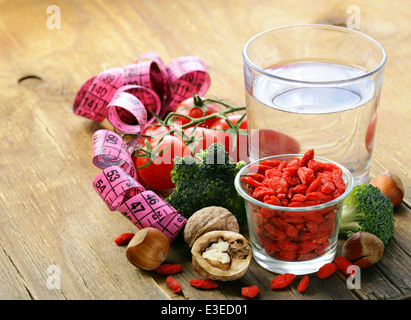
[0,0,410,301]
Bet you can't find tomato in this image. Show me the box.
[213,129,249,163]
[141,124,171,139]
[209,115,249,162]
[183,127,219,154]
[134,135,191,190]
[365,110,378,153]
[171,96,220,128]
[210,114,247,130]
[249,129,300,159]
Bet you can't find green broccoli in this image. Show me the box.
[166,142,247,227]
[339,184,395,245]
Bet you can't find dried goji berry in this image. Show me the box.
[252,186,275,200]
[298,240,322,253]
[305,220,318,233]
[265,168,283,178]
[155,263,183,275]
[287,201,307,208]
[297,252,317,261]
[306,176,322,194]
[166,276,182,293]
[271,217,287,231]
[280,198,289,206]
[299,149,314,167]
[321,182,336,195]
[297,167,315,185]
[303,211,326,224]
[323,163,341,173]
[264,223,287,240]
[308,159,325,172]
[277,239,299,252]
[278,160,288,171]
[241,285,260,298]
[285,223,299,238]
[284,215,306,223]
[277,192,286,199]
[277,250,298,261]
[248,164,273,175]
[317,263,337,279]
[114,232,135,245]
[264,195,282,206]
[334,256,354,276]
[260,159,281,167]
[297,275,309,293]
[306,192,333,202]
[189,278,218,289]
[317,219,331,232]
[241,176,264,189]
[288,158,300,167]
[300,230,329,241]
[267,176,288,194]
[283,165,298,175]
[264,241,280,253]
[293,184,308,194]
[291,193,306,202]
[247,173,266,182]
[270,273,296,289]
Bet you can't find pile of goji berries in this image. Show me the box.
[117,258,354,298]
[152,263,260,298]
[241,149,346,261]
[270,256,354,293]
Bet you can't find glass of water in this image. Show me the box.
[242,25,387,184]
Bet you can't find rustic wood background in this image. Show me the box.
[0,0,409,300]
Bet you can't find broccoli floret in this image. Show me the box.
[339,184,395,245]
[166,142,247,227]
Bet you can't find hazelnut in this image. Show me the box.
[342,231,384,269]
[191,230,251,281]
[126,227,170,270]
[371,172,404,207]
[184,206,239,247]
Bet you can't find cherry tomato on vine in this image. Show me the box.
[141,124,171,139]
[183,126,249,163]
[210,114,247,130]
[183,127,219,154]
[133,135,191,190]
[171,96,220,128]
[213,129,249,163]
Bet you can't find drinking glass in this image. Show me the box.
[242,24,387,184]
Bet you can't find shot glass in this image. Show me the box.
[242,24,387,184]
[235,154,354,275]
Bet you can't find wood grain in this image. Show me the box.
[0,0,409,300]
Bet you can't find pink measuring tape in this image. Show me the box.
[73,52,210,125]
[75,52,210,242]
[91,130,187,242]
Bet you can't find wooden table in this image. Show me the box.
[0,0,410,302]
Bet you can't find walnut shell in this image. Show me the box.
[191,230,252,281]
[184,206,239,247]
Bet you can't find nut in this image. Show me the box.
[342,231,384,269]
[191,230,251,281]
[184,206,239,247]
[371,171,404,207]
[126,227,170,270]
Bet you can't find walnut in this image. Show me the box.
[184,206,239,247]
[191,230,252,281]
